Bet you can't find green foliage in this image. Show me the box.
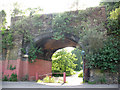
[72,48,82,71]
[2,30,14,49]
[1,27,6,34]
[52,49,77,75]
[86,36,120,72]
[11,2,24,17]
[9,73,17,81]
[110,7,120,20]
[9,65,16,70]
[52,13,73,40]
[21,44,43,63]
[43,76,55,83]
[52,8,94,40]
[98,77,107,84]
[0,10,13,49]
[78,20,105,54]
[28,44,43,63]
[88,77,107,84]
[13,15,42,35]
[21,75,28,81]
[88,81,96,84]
[78,70,83,77]
[100,1,120,16]
[2,74,17,81]
[13,14,43,63]
[26,7,43,16]
[106,19,120,35]
[37,79,43,83]
[86,2,120,73]
[2,75,9,81]
[0,10,7,28]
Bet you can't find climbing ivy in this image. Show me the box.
[52,8,95,40]
[86,36,120,73]
[12,7,106,63]
[85,3,120,73]
[13,13,43,63]
[0,10,14,49]
[28,43,43,63]
[2,30,14,49]
[0,10,7,29]
[52,13,73,40]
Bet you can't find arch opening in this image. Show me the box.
[51,46,84,84]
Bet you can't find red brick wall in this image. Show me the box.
[0,61,2,79]
[2,60,18,79]
[28,59,52,80]
[2,59,52,81]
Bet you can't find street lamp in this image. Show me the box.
[23,54,28,58]
[81,50,85,81]
[81,50,85,56]
[23,49,29,58]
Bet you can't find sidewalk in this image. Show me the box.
[2,81,118,88]
[2,71,119,88]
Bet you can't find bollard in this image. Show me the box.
[36,72,38,81]
[63,72,66,83]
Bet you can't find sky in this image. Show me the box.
[57,47,75,53]
[0,0,101,26]
[0,0,101,13]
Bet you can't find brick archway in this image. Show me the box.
[25,32,90,81]
[32,32,80,60]
[1,6,106,81]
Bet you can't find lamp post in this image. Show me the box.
[81,50,85,81]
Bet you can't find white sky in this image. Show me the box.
[0,0,100,26]
[64,47,75,52]
[0,0,100,12]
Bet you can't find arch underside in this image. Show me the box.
[28,32,80,60]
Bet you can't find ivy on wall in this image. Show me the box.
[86,36,120,72]
[3,7,106,63]
[85,2,120,73]
[2,30,14,49]
[2,5,119,72]
[12,15,44,62]
[52,8,96,40]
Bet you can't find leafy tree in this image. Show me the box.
[72,48,83,71]
[110,7,120,20]
[0,10,7,29]
[52,49,77,75]
[100,1,120,16]
[26,7,43,16]
[11,2,24,17]
[78,20,106,55]
[11,8,43,62]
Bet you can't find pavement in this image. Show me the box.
[2,81,118,88]
[1,71,119,88]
